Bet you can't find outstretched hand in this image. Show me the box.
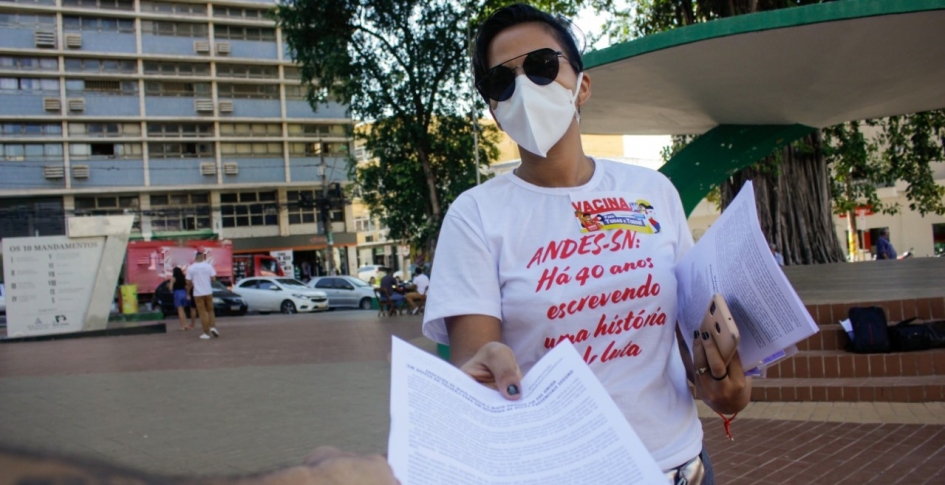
[459,341,524,400]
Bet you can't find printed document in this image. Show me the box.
[675,181,819,369]
[387,337,665,485]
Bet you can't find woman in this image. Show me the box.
[169,267,192,331]
[422,4,750,483]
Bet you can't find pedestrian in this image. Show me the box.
[186,252,220,340]
[405,267,429,315]
[168,267,193,331]
[876,228,897,260]
[422,5,749,483]
[380,269,405,314]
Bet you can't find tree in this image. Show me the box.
[277,0,618,260]
[621,0,945,264]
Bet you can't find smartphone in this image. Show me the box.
[700,293,740,366]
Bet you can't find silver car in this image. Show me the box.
[308,276,377,310]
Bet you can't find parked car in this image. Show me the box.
[233,277,328,314]
[0,282,5,313]
[356,265,387,283]
[308,276,376,310]
[154,280,247,318]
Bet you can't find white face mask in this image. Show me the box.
[493,72,583,158]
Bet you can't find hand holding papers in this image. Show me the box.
[387,337,665,485]
[675,181,819,372]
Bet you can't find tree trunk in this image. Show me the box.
[416,146,440,263]
[720,131,846,265]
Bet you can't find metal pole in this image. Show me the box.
[467,6,481,186]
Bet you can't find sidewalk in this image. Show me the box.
[1,311,943,482]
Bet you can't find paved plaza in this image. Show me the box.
[1,311,944,483]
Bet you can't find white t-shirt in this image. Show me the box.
[422,158,702,471]
[412,274,430,295]
[186,261,217,297]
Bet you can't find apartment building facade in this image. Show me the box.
[0,0,358,276]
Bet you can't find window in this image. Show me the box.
[64,58,136,73]
[74,195,140,232]
[288,142,349,157]
[1,123,62,137]
[220,142,283,157]
[143,61,210,77]
[288,124,347,137]
[0,0,56,5]
[146,123,213,138]
[139,1,206,16]
[220,191,278,228]
[0,78,59,92]
[286,189,317,225]
[61,0,134,10]
[217,83,279,99]
[65,79,137,95]
[219,123,281,137]
[0,13,57,27]
[62,15,135,33]
[69,142,141,159]
[237,280,257,289]
[214,24,275,41]
[283,85,307,100]
[148,192,210,232]
[283,66,300,79]
[213,6,267,20]
[216,64,279,79]
[354,217,376,232]
[69,122,140,137]
[0,56,58,71]
[1,143,63,160]
[144,81,210,97]
[147,142,213,158]
[140,20,208,37]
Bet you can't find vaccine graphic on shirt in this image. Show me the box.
[572,196,661,234]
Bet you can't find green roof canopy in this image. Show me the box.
[578,0,945,214]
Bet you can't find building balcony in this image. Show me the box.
[148,157,217,186]
[0,160,66,190]
[218,98,281,118]
[220,157,285,184]
[285,99,347,119]
[69,159,145,187]
[141,34,210,56]
[65,30,137,53]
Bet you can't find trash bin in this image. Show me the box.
[120,284,138,314]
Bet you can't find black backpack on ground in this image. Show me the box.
[888,317,932,352]
[847,306,891,353]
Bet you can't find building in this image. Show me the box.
[0,0,358,278]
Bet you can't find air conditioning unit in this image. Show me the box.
[218,100,234,113]
[67,98,86,112]
[43,165,65,179]
[34,31,56,48]
[72,165,90,179]
[65,33,82,49]
[43,98,62,112]
[194,99,214,112]
[199,162,217,176]
[194,41,211,54]
[223,162,239,175]
[216,42,231,55]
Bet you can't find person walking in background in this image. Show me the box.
[405,267,430,315]
[876,228,897,260]
[186,252,220,340]
[168,267,193,331]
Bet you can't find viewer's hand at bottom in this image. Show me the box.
[256,446,399,485]
[460,341,523,400]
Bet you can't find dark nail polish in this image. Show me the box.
[694,330,700,338]
[507,384,519,396]
[702,331,710,340]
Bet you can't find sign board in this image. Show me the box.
[270,250,294,276]
[2,236,105,337]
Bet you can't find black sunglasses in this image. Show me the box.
[477,48,568,102]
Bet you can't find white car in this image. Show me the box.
[356,265,386,283]
[233,277,328,314]
[308,276,377,310]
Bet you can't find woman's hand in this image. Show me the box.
[691,330,751,415]
[459,341,523,400]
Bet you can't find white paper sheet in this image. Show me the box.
[675,181,819,369]
[388,337,665,485]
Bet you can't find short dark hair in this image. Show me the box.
[473,4,583,99]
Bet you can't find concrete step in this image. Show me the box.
[765,348,945,379]
[751,375,945,403]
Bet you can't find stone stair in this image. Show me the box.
[751,297,945,403]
